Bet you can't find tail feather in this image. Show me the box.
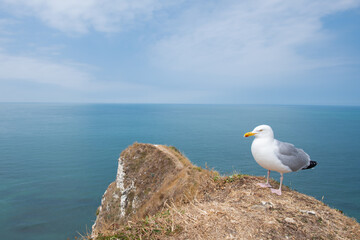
[302,161,317,170]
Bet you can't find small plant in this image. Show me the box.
[225,175,234,183]
[225,175,236,183]
[169,146,181,154]
[144,216,150,225]
[224,173,246,183]
[335,208,343,214]
[193,166,202,172]
[232,173,245,179]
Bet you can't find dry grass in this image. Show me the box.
[89,143,360,240]
[170,175,360,240]
[88,174,360,240]
[91,143,218,237]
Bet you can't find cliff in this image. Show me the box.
[90,143,360,240]
[91,143,214,237]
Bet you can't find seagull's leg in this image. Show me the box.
[271,173,283,195]
[266,170,271,185]
[257,170,272,188]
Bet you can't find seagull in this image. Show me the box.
[244,125,317,195]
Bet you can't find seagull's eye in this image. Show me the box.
[259,129,263,132]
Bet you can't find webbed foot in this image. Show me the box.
[257,183,272,188]
[270,188,282,195]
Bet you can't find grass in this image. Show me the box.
[217,172,248,183]
[335,208,344,214]
[85,172,360,240]
[193,166,202,172]
[92,208,183,240]
[91,143,216,239]
[169,146,181,154]
[88,143,360,240]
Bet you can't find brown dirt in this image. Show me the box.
[90,143,360,240]
[166,175,360,240]
[91,143,216,238]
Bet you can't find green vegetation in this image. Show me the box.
[211,172,248,182]
[169,146,181,154]
[335,208,344,214]
[193,166,202,172]
[224,173,247,183]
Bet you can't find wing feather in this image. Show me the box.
[274,140,310,172]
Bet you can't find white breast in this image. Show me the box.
[251,138,292,173]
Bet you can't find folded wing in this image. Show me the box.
[274,140,310,172]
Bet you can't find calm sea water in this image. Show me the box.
[0,103,359,239]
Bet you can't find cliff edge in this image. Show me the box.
[91,143,213,238]
[90,143,360,240]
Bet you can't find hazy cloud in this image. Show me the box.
[0,51,164,96]
[0,0,165,33]
[0,0,359,104]
[0,53,93,88]
[151,0,360,79]
[0,18,16,46]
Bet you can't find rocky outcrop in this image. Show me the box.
[91,143,360,240]
[91,143,212,238]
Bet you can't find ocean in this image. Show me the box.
[0,103,359,240]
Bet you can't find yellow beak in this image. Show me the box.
[244,132,256,137]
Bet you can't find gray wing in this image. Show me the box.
[274,140,310,172]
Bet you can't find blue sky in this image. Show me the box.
[0,0,359,105]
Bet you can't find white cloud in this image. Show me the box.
[0,18,16,46]
[0,0,165,33]
[0,0,359,103]
[0,53,93,88]
[0,13,98,89]
[151,0,360,79]
[0,51,162,96]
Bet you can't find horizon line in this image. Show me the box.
[0,102,359,107]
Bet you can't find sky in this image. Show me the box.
[0,0,359,105]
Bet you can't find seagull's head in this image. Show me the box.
[244,125,274,139]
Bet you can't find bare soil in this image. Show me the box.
[90,143,360,240]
